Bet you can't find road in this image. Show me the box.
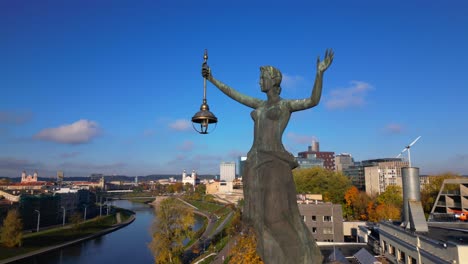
[182,208,234,264]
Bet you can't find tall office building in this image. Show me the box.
[335,153,354,172]
[364,159,409,196]
[343,158,406,192]
[297,139,335,170]
[57,170,64,183]
[220,162,236,182]
[238,156,247,178]
[296,156,324,169]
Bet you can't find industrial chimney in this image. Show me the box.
[311,139,320,152]
[401,167,428,232]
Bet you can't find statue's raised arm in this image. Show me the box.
[288,49,334,112]
[202,62,262,109]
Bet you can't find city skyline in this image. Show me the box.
[1,1,467,177]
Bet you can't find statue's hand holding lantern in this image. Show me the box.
[192,49,218,134]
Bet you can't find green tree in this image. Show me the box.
[366,186,404,222]
[1,209,23,247]
[149,198,195,264]
[376,185,403,208]
[293,167,351,204]
[421,173,460,216]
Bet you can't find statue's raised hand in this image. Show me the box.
[202,62,211,79]
[317,49,334,74]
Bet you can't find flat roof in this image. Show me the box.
[426,225,468,245]
[382,221,468,245]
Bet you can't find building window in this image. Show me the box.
[323,227,333,234]
[323,216,333,222]
[302,215,306,222]
[390,245,395,256]
[311,215,316,221]
[312,227,317,233]
[399,250,406,263]
[410,256,417,264]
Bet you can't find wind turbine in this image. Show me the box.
[396,136,421,167]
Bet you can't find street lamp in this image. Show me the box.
[61,206,66,226]
[192,49,218,134]
[106,198,109,216]
[83,205,88,221]
[99,196,103,217]
[34,209,40,232]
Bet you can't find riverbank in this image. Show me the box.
[0,212,135,264]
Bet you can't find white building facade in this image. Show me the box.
[182,170,197,186]
[220,162,236,182]
[364,160,409,196]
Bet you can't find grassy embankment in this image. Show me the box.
[0,208,133,261]
[184,197,239,263]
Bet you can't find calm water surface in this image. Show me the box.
[16,200,203,264]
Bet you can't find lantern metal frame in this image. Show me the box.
[192,49,218,134]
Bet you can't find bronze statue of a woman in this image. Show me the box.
[202,50,333,263]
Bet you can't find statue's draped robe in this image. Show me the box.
[243,101,323,264]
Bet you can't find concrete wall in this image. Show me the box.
[365,166,380,196]
[379,222,461,264]
[205,181,233,194]
[298,203,344,242]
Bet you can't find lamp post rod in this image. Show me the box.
[203,49,208,100]
[34,209,40,232]
[61,206,66,226]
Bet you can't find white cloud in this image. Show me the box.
[169,119,191,131]
[34,119,100,145]
[177,140,194,151]
[325,81,373,109]
[286,132,317,145]
[384,123,403,134]
[282,73,305,89]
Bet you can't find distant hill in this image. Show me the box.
[0,174,218,183]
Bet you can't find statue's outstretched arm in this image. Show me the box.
[288,49,334,112]
[203,66,262,109]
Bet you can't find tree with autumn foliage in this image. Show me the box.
[293,167,351,204]
[343,186,372,220]
[149,198,194,264]
[227,209,242,237]
[229,228,264,264]
[420,172,461,217]
[0,209,23,247]
[367,185,403,222]
[367,202,401,222]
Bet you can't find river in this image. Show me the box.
[15,200,204,264]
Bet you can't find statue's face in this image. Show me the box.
[260,73,273,93]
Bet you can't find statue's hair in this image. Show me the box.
[260,66,282,81]
[260,66,282,94]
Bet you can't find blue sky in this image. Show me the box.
[1,0,467,177]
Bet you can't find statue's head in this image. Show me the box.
[260,66,282,94]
